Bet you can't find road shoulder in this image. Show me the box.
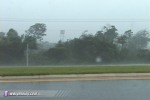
[1,73,150,82]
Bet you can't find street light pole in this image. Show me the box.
[26,44,29,66]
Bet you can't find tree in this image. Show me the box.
[101,25,118,43]
[7,28,18,38]
[23,23,47,50]
[124,29,133,38]
[0,32,6,46]
[95,31,104,39]
[6,29,23,60]
[25,23,46,41]
[0,32,7,63]
[116,30,134,50]
[23,35,37,49]
[0,32,5,38]
[117,35,127,48]
[0,29,24,64]
[128,30,150,50]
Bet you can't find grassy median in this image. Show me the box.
[0,66,150,76]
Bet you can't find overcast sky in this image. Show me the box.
[0,0,150,42]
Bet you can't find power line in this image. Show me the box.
[0,18,150,22]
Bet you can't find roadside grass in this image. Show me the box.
[0,66,150,76]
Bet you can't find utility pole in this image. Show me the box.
[60,30,65,42]
[26,44,29,66]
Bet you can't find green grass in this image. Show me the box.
[0,66,150,76]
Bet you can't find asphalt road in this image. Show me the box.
[1,63,150,68]
[1,80,150,100]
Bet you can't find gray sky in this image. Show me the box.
[0,0,150,42]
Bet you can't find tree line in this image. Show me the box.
[0,23,150,65]
[0,23,46,65]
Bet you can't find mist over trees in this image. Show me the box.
[0,23,150,65]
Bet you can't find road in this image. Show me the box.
[1,63,150,68]
[1,80,150,100]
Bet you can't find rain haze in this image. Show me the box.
[1,1,150,100]
[0,0,150,43]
